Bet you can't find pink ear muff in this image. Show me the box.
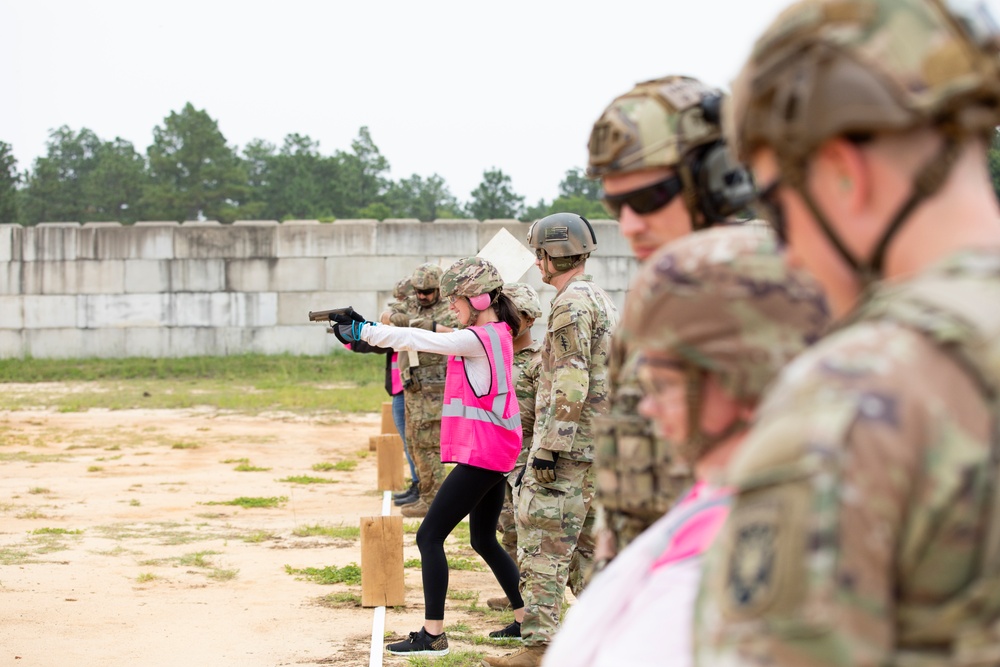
[469,293,491,310]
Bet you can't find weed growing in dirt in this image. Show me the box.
[284,563,362,585]
[403,522,420,534]
[27,487,49,495]
[0,451,66,463]
[31,527,82,535]
[242,530,276,543]
[87,466,103,472]
[447,557,484,572]
[207,568,239,581]
[233,462,271,472]
[202,496,288,509]
[16,509,49,519]
[279,475,338,485]
[316,591,362,608]
[136,572,157,583]
[179,550,219,568]
[447,590,479,602]
[171,442,200,450]
[0,547,33,565]
[405,650,486,666]
[403,558,421,569]
[221,458,248,464]
[292,524,360,540]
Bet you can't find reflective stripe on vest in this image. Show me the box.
[440,324,521,431]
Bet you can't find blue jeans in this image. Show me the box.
[392,392,418,483]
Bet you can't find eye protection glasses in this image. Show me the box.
[601,175,684,218]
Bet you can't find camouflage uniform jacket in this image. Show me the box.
[513,342,542,473]
[694,250,1000,667]
[596,329,693,527]
[534,273,618,463]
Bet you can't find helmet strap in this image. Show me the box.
[678,161,709,231]
[781,131,962,289]
[680,366,748,463]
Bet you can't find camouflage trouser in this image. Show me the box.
[516,459,597,647]
[404,384,446,502]
[497,474,520,565]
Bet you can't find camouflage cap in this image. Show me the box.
[440,257,504,299]
[587,75,724,178]
[410,263,442,290]
[393,277,413,300]
[622,225,829,402]
[728,0,1000,163]
[503,282,543,320]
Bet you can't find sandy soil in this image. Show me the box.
[0,405,523,666]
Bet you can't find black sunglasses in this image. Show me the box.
[755,178,787,245]
[415,288,437,296]
[601,175,684,218]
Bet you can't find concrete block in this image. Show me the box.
[22,223,80,262]
[124,260,170,293]
[22,260,126,295]
[23,295,79,329]
[175,225,276,259]
[0,296,23,329]
[278,291,379,327]
[126,259,226,293]
[375,220,479,257]
[226,258,325,293]
[79,223,176,260]
[233,220,278,226]
[0,261,22,295]
[182,220,221,226]
[478,220,532,253]
[324,256,417,292]
[0,224,15,262]
[587,256,639,293]
[78,294,170,328]
[25,328,84,358]
[80,328,126,357]
[275,220,378,258]
[171,292,278,328]
[124,327,169,358]
[135,221,181,227]
[163,327,243,357]
[590,219,633,259]
[0,329,24,358]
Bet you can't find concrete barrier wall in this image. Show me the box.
[0,218,637,359]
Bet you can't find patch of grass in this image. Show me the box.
[221,457,248,464]
[292,524,360,540]
[16,509,48,519]
[316,591,362,608]
[207,568,239,581]
[405,650,486,666]
[0,451,66,463]
[87,465,103,472]
[284,563,362,585]
[403,521,420,534]
[447,557,484,571]
[136,572,158,583]
[354,449,370,459]
[179,550,219,568]
[233,462,271,472]
[27,487,50,495]
[403,558,422,569]
[202,496,288,509]
[278,475,338,485]
[447,590,479,601]
[311,459,357,472]
[171,442,200,450]
[0,548,34,565]
[129,499,141,507]
[242,530,276,543]
[31,527,82,535]
[0,354,385,413]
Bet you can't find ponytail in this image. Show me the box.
[491,290,522,335]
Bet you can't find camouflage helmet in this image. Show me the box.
[729,0,1000,164]
[623,225,828,460]
[728,0,1000,281]
[440,257,503,300]
[526,212,597,258]
[503,282,543,320]
[588,75,755,227]
[393,277,413,301]
[410,263,442,291]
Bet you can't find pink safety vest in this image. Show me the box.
[390,352,403,395]
[440,322,522,472]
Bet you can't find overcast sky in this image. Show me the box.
[6,0,997,206]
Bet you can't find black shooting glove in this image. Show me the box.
[328,307,367,326]
[531,449,559,484]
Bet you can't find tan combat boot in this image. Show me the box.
[480,645,546,667]
[400,497,430,518]
[486,595,511,611]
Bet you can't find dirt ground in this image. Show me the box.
[0,401,527,666]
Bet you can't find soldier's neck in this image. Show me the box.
[549,265,586,293]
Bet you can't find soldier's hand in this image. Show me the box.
[531,449,558,484]
[389,312,410,327]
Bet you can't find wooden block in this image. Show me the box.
[381,401,395,435]
[369,435,378,452]
[376,434,405,491]
[360,515,405,607]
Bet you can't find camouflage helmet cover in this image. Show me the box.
[393,277,413,301]
[440,257,504,299]
[503,282,543,320]
[728,0,1000,163]
[526,212,598,258]
[622,225,829,402]
[410,263,442,290]
[587,75,724,178]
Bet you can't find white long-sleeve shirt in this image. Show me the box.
[360,325,492,395]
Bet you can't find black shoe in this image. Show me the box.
[393,480,418,501]
[393,488,419,506]
[386,628,449,656]
[488,620,522,642]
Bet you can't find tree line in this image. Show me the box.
[0,103,606,226]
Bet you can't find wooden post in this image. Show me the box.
[360,515,405,607]
[369,435,378,452]
[381,401,395,435]
[375,434,405,491]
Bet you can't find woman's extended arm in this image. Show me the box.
[361,325,485,358]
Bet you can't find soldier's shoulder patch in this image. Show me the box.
[720,495,790,619]
[553,324,581,360]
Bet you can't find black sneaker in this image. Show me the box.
[393,480,418,501]
[386,628,449,656]
[488,620,522,642]
[393,489,419,506]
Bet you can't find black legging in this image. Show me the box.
[415,463,524,620]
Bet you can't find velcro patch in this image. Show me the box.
[553,324,581,360]
[544,226,570,242]
[723,499,782,617]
